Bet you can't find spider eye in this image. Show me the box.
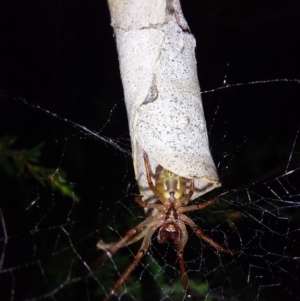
[158,223,180,243]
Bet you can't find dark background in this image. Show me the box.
[0,1,300,300]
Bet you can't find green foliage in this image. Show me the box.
[0,136,79,201]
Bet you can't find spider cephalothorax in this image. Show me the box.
[97,152,233,301]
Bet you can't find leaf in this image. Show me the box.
[0,155,14,176]
[0,135,79,201]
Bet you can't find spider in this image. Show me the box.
[98,152,234,301]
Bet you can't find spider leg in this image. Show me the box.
[96,215,157,265]
[180,214,234,254]
[179,197,216,213]
[98,195,164,257]
[135,195,165,211]
[177,179,195,207]
[176,221,191,298]
[103,225,159,301]
[143,152,169,205]
[110,197,165,248]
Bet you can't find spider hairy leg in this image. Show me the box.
[179,197,216,213]
[176,221,191,298]
[143,152,167,204]
[102,226,159,301]
[176,178,194,207]
[177,250,190,298]
[94,216,157,267]
[135,195,165,211]
[181,214,235,254]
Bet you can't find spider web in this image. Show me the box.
[1,1,300,301]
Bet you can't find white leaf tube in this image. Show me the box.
[107,0,221,201]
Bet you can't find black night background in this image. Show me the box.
[1,1,300,300]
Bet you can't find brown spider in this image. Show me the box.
[98,152,233,301]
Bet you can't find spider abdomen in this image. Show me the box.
[155,169,187,199]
